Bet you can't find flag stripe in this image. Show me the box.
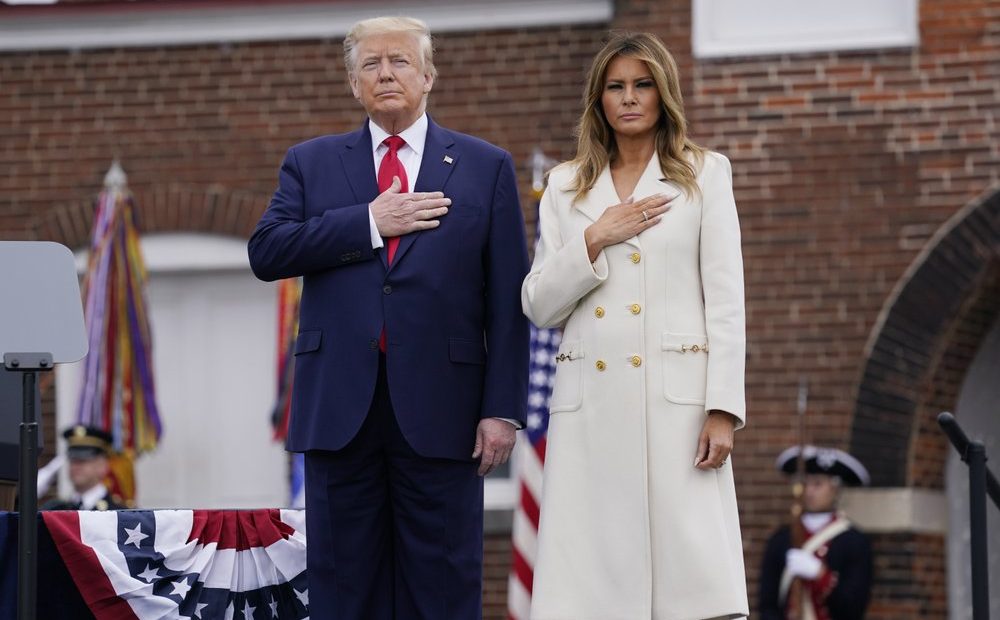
[507,569,532,620]
[188,509,293,550]
[43,512,141,620]
[508,314,561,619]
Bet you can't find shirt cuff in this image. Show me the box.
[492,417,522,429]
[368,207,384,249]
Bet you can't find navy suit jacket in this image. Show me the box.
[248,118,530,460]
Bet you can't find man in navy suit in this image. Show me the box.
[248,15,529,620]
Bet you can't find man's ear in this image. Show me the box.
[349,73,361,100]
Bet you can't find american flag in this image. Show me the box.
[507,322,561,619]
[41,509,309,619]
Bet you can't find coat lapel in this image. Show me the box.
[632,153,678,204]
[627,155,676,250]
[339,122,388,270]
[576,157,666,251]
[574,165,618,225]
[389,117,458,270]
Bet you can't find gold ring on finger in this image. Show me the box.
[642,210,649,221]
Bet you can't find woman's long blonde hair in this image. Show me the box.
[567,32,704,203]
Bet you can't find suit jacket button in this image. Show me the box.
[383,285,392,295]
[369,339,378,350]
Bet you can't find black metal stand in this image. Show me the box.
[938,411,997,620]
[5,352,53,620]
[0,241,89,620]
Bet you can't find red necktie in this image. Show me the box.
[378,136,407,352]
[378,135,408,264]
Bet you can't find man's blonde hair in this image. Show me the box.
[343,16,437,79]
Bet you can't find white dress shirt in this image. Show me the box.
[366,113,428,249]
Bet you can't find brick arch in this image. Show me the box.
[850,186,1000,487]
[31,184,271,251]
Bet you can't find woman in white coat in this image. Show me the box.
[522,32,749,620]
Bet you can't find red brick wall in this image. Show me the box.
[909,263,1000,491]
[484,533,513,619]
[3,1,998,618]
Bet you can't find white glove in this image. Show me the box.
[786,548,823,580]
[36,454,65,497]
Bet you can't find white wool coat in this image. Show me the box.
[522,151,749,620]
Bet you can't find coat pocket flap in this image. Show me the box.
[449,338,486,364]
[555,340,586,362]
[294,330,322,355]
[661,331,709,354]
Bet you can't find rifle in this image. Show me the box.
[786,378,809,619]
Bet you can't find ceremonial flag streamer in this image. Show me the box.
[272,278,305,507]
[76,161,161,504]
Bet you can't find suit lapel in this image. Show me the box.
[390,118,458,270]
[339,122,387,270]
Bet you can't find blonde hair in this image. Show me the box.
[343,16,437,80]
[567,32,704,203]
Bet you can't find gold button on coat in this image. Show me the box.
[630,303,641,315]
[630,252,641,264]
[596,360,607,371]
[595,306,605,318]
[630,355,642,367]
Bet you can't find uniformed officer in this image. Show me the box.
[41,425,126,511]
[758,445,873,620]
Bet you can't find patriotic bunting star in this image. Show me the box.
[268,597,279,618]
[170,576,191,598]
[294,588,309,607]
[123,523,149,548]
[137,563,160,583]
[242,600,256,618]
[193,602,208,619]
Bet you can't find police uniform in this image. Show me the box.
[40,425,126,511]
[758,446,873,620]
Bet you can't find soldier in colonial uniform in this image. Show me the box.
[41,425,126,511]
[758,445,873,620]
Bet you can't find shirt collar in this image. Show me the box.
[801,511,835,533]
[77,483,108,509]
[369,113,428,158]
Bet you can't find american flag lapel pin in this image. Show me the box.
[443,155,454,165]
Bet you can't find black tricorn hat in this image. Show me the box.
[775,445,871,487]
[62,425,113,460]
